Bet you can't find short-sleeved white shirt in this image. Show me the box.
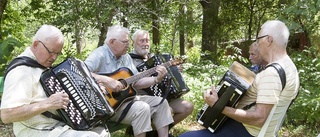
[1,47,68,137]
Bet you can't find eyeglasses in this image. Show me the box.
[255,35,269,42]
[39,41,61,56]
[115,39,130,46]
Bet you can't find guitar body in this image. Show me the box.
[97,58,185,111]
[98,67,137,111]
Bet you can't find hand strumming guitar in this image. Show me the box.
[91,73,124,93]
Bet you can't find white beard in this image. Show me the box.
[135,46,150,57]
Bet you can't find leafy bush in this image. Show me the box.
[284,46,320,135]
[0,37,25,75]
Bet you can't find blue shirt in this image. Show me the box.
[84,44,138,74]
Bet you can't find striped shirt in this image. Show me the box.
[236,55,300,136]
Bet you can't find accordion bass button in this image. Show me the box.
[66,83,71,88]
[69,86,74,91]
[73,92,78,98]
[70,89,75,94]
[74,96,80,101]
[79,102,84,107]
[80,105,87,111]
[61,77,67,82]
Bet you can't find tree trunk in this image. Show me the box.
[152,0,160,54]
[199,0,220,64]
[179,2,186,56]
[74,3,83,54]
[96,9,116,47]
[187,6,194,49]
[74,23,83,54]
[0,0,8,40]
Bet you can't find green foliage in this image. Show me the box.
[0,37,24,75]
[284,46,320,134]
[183,59,229,120]
[185,46,201,63]
[1,1,29,42]
[0,0,319,136]
[279,0,320,35]
[49,42,93,66]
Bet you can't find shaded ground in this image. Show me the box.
[0,122,14,137]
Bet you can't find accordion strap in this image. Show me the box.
[115,100,136,125]
[129,53,145,60]
[129,53,154,60]
[4,56,65,122]
[243,63,287,110]
[4,56,46,79]
[267,63,286,90]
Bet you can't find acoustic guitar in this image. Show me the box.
[98,57,185,111]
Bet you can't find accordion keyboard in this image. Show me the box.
[40,58,114,130]
[43,73,84,125]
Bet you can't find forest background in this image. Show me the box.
[0,0,320,137]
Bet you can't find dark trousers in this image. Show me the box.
[178,118,254,137]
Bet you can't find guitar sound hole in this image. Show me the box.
[112,79,129,100]
[119,79,128,88]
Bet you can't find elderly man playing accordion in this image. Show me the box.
[179,20,300,137]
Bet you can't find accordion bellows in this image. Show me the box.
[197,61,255,133]
[136,54,190,100]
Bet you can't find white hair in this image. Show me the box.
[260,20,290,48]
[104,25,130,44]
[132,29,149,42]
[33,24,64,45]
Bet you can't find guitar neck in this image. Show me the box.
[125,61,172,84]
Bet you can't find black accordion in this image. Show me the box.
[40,58,114,130]
[196,61,255,133]
[136,54,189,100]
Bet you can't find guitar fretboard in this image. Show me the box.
[125,61,172,84]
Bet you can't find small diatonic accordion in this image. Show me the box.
[136,54,189,100]
[196,61,255,133]
[40,58,114,130]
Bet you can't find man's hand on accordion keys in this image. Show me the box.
[204,85,219,107]
[47,92,70,110]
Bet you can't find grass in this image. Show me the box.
[108,119,205,137]
[0,117,207,137]
[0,115,318,137]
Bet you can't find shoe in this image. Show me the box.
[146,130,158,137]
